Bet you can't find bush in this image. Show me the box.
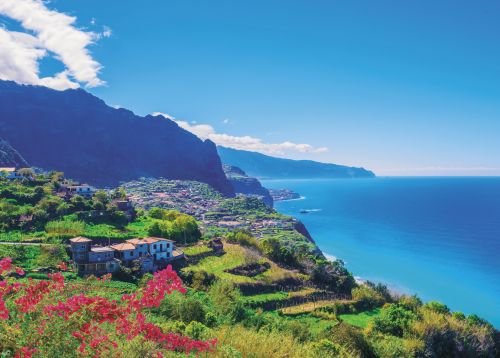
[184,321,212,340]
[178,297,206,324]
[352,285,385,311]
[191,270,216,291]
[209,280,245,323]
[310,339,344,357]
[369,304,416,337]
[328,323,374,357]
[226,230,260,250]
[423,301,450,314]
[35,244,68,268]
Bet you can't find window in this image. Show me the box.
[153,244,156,250]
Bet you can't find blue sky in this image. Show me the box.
[1,0,499,176]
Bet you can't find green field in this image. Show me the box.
[339,307,382,328]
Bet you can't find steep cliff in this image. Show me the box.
[223,165,273,207]
[0,81,234,196]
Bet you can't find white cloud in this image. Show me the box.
[102,26,112,38]
[152,112,329,156]
[0,0,104,89]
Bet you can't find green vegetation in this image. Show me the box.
[339,308,382,328]
[183,245,213,256]
[147,208,201,244]
[1,173,499,357]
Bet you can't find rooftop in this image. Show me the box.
[110,243,136,251]
[0,167,16,172]
[91,247,114,253]
[140,237,160,244]
[69,236,92,243]
[156,237,175,243]
[126,238,146,245]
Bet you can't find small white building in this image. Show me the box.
[68,184,95,197]
[0,168,23,180]
[141,237,174,260]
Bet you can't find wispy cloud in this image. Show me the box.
[0,0,105,90]
[152,112,328,156]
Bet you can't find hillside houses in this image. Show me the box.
[0,168,28,180]
[70,236,181,276]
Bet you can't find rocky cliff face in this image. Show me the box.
[0,139,28,168]
[0,81,234,196]
[223,165,273,207]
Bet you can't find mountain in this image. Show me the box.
[0,81,234,196]
[0,139,29,168]
[218,146,375,179]
[223,165,273,207]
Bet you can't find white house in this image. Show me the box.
[140,237,174,260]
[0,168,23,180]
[68,184,95,197]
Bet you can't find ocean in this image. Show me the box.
[262,177,500,327]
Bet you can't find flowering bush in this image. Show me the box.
[0,257,216,357]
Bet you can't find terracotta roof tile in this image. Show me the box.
[110,243,136,251]
[69,236,92,243]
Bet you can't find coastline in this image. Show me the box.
[264,177,500,328]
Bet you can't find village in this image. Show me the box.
[122,178,307,240]
[1,168,313,266]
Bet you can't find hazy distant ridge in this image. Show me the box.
[218,146,375,179]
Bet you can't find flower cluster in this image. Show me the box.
[0,257,24,319]
[0,259,216,357]
[123,265,186,310]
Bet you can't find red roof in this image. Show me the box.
[141,237,160,244]
[110,243,136,251]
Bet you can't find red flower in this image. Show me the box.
[0,257,13,275]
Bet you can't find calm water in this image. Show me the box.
[262,177,500,327]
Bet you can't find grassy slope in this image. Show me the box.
[339,307,382,328]
[182,242,302,284]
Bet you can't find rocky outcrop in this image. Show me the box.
[0,139,28,168]
[0,81,234,196]
[223,165,273,207]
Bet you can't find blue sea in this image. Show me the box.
[262,177,500,327]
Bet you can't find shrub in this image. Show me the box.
[178,297,206,324]
[185,321,212,340]
[329,323,374,357]
[369,304,416,337]
[35,244,68,268]
[423,301,450,314]
[352,285,385,311]
[209,280,245,322]
[310,339,344,357]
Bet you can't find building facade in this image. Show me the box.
[69,236,179,276]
